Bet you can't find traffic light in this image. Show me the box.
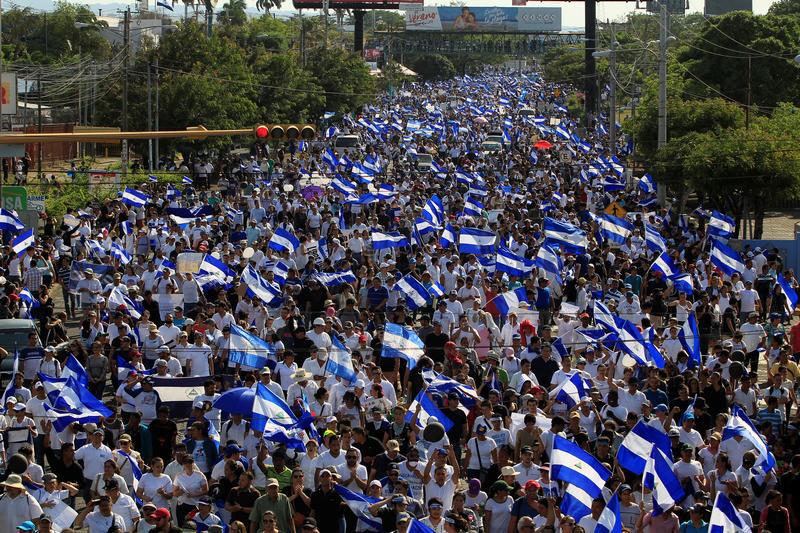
[253,124,316,141]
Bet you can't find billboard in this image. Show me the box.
[405,7,561,33]
[645,0,685,14]
[1,72,17,116]
[705,0,752,15]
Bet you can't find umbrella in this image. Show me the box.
[301,185,324,200]
[474,116,488,124]
[212,387,254,414]
[534,140,554,150]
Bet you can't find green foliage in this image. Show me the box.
[410,54,456,81]
[541,46,585,85]
[305,48,376,114]
[251,53,325,121]
[769,0,800,16]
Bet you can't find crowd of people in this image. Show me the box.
[0,67,794,533]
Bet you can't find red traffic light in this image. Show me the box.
[255,125,269,138]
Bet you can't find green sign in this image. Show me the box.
[1,186,26,211]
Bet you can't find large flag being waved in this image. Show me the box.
[644,447,685,516]
[543,217,587,254]
[227,323,277,371]
[325,337,357,383]
[709,492,751,532]
[617,421,672,475]
[484,287,529,316]
[382,323,425,370]
[549,372,587,409]
[710,240,745,277]
[252,382,298,431]
[596,492,622,533]
[777,273,799,316]
[458,227,496,255]
[268,228,300,253]
[722,405,776,471]
[550,435,611,519]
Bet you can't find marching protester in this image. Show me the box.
[0,65,793,533]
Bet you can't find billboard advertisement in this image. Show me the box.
[293,0,422,6]
[1,72,17,116]
[405,6,561,33]
[705,0,752,16]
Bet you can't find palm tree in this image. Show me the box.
[255,0,282,12]
[219,0,248,25]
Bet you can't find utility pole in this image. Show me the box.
[323,0,329,50]
[37,71,41,180]
[609,23,617,156]
[147,62,152,172]
[657,0,668,205]
[154,56,159,168]
[122,7,130,179]
[584,0,597,126]
[746,56,751,129]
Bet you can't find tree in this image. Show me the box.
[410,54,456,81]
[252,53,325,121]
[255,0,282,12]
[218,0,248,26]
[304,48,376,114]
[769,0,800,16]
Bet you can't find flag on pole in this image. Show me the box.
[382,323,425,370]
[550,435,611,519]
[11,229,34,254]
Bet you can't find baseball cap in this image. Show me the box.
[151,508,171,520]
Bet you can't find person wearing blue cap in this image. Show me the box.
[15,521,37,532]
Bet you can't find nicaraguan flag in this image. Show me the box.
[395,274,432,310]
[551,435,611,519]
[617,420,672,475]
[333,485,383,531]
[0,209,25,233]
[181,175,193,184]
[650,251,678,278]
[382,323,424,370]
[543,217,587,254]
[121,188,148,207]
[110,242,132,265]
[40,375,113,431]
[326,337,357,383]
[227,323,276,371]
[241,265,282,307]
[414,218,439,237]
[534,244,563,285]
[671,272,694,295]
[60,354,89,387]
[156,0,174,10]
[496,247,534,278]
[11,229,35,255]
[645,224,667,254]
[722,405,776,471]
[108,287,142,319]
[644,447,685,516]
[599,214,633,245]
[440,224,456,248]
[463,196,484,217]
[331,175,357,196]
[252,382,298,430]
[199,254,235,282]
[322,148,340,170]
[1,352,19,407]
[120,221,133,236]
[458,227,496,255]
[549,372,587,409]
[372,231,409,250]
[678,311,702,366]
[596,492,622,533]
[423,195,445,226]
[315,271,357,287]
[709,491,750,532]
[116,449,143,504]
[638,173,657,194]
[708,210,735,240]
[777,273,799,316]
[273,261,289,286]
[268,228,300,254]
[484,287,529,316]
[406,389,454,432]
[710,240,745,277]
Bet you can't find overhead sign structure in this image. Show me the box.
[405,6,562,33]
[2,186,27,211]
[705,0,752,15]
[293,0,421,6]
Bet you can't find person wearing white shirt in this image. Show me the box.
[186,335,213,377]
[738,281,760,322]
[718,435,756,470]
[673,446,705,507]
[678,417,705,451]
[158,315,181,347]
[306,319,333,351]
[107,479,141,532]
[76,427,114,488]
[432,303,456,336]
[733,376,759,416]
[74,496,125,533]
[617,379,648,415]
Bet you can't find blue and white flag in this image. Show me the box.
[241,265,282,307]
[121,188,148,207]
[0,209,25,232]
[723,405,776,471]
[549,372,587,409]
[638,173,657,194]
[372,231,409,250]
[422,195,445,226]
[485,287,529,316]
[40,375,113,431]
[315,271,357,287]
[116,355,156,377]
[551,435,611,519]
[333,485,382,531]
[181,175,193,184]
[544,217,587,254]
[227,323,276,372]
[116,449,143,504]
[458,227,496,255]
[777,273,799,316]
[322,148,340,170]
[120,221,133,236]
[679,312,702,366]
[708,211,735,240]
[199,254,235,282]
[463,197,484,217]
[496,247,534,278]
[11,229,34,255]
[406,389,454,432]
[273,261,289,286]
[599,214,633,245]
[262,420,308,453]
[617,420,672,475]
[671,273,694,295]
[331,175,357,196]
[596,492,622,533]
[534,244,563,285]
[650,251,678,278]
[156,0,174,10]
[644,446,685,516]
[326,337,357,383]
[108,287,142,320]
[414,218,439,237]
[395,274,432,310]
[110,242,132,265]
[711,240,745,277]
[440,224,456,248]
[268,228,300,254]
[709,492,750,532]
[644,224,666,254]
[61,354,89,387]
[252,382,298,430]
[382,323,424,370]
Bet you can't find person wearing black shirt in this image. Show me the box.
[352,426,386,471]
[443,392,469,460]
[292,327,316,367]
[406,357,433,403]
[148,406,178,463]
[44,442,84,507]
[226,471,261,529]
[283,468,313,527]
[425,321,450,365]
[309,469,345,533]
[530,344,559,388]
[370,440,406,481]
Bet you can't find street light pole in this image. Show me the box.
[657,0,668,205]
[122,7,130,179]
[609,23,617,156]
